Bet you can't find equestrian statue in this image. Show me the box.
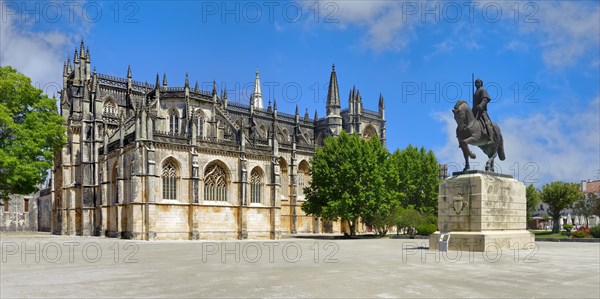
[453,78,505,172]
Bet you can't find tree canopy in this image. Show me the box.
[302,131,441,237]
[573,193,598,227]
[539,181,582,233]
[526,184,540,219]
[302,131,397,236]
[0,66,65,202]
[390,145,439,214]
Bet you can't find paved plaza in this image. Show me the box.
[1,232,599,298]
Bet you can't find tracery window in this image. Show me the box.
[104,100,117,115]
[169,109,179,134]
[204,164,227,201]
[162,161,177,200]
[280,158,289,200]
[250,168,263,204]
[112,163,119,204]
[298,161,310,196]
[363,125,377,139]
[197,110,205,138]
[197,116,204,137]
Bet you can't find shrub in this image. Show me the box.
[416,224,437,236]
[395,205,424,236]
[571,226,591,238]
[590,226,600,238]
[563,224,573,230]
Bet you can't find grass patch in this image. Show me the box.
[529,230,569,239]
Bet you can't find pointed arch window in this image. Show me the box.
[162,161,177,200]
[298,161,310,196]
[280,158,289,201]
[250,168,263,204]
[104,99,117,116]
[112,163,119,204]
[204,164,227,202]
[363,125,377,139]
[197,116,204,137]
[169,109,179,134]
[196,110,205,138]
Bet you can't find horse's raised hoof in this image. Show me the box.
[469,152,476,159]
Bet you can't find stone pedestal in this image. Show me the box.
[430,171,534,252]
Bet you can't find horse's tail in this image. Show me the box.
[497,125,506,161]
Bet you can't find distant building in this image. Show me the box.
[581,179,600,197]
[532,179,600,229]
[0,186,51,232]
[51,40,386,240]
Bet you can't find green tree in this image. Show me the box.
[0,66,65,203]
[391,145,439,214]
[395,205,424,236]
[539,182,582,233]
[302,131,396,236]
[573,193,598,227]
[526,184,540,219]
[368,202,401,237]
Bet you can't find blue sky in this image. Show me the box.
[2,0,599,186]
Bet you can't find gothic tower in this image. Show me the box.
[325,64,342,136]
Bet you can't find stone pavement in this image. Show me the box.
[1,232,599,298]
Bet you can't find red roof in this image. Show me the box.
[584,180,600,193]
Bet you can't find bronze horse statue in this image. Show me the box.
[453,100,505,172]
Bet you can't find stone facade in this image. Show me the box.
[1,193,37,231]
[51,40,386,240]
[430,172,534,252]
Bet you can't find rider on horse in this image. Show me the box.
[472,78,494,142]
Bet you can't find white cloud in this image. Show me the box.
[434,97,600,186]
[298,0,415,51]
[300,1,600,68]
[0,1,90,96]
[518,2,600,69]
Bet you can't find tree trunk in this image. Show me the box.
[585,216,589,228]
[552,215,560,234]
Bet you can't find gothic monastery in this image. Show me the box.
[52,41,386,240]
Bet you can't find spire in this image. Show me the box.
[194,80,199,92]
[222,85,228,108]
[185,72,189,88]
[162,72,168,89]
[267,100,272,113]
[86,47,90,61]
[326,63,340,116]
[252,68,264,109]
[66,58,72,73]
[155,73,160,90]
[273,98,277,111]
[73,48,79,63]
[304,108,309,121]
[212,80,217,96]
[92,70,98,92]
[314,110,319,123]
[127,65,132,78]
[379,93,385,120]
[79,38,85,58]
[295,104,299,116]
